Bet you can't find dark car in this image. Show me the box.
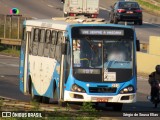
[109,0,143,25]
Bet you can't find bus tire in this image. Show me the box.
[42,97,50,104]
[109,14,113,23]
[53,85,58,104]
[58,101,67,107]
[112,103,123,111]
[28,76,32,94]
[138,20,143,25]
[31,83,42,102]
[113,16,118,24]
[134,21,138,25]
[64,13,68,17]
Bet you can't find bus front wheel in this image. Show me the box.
[42,97,50,104]
[31,83,42,102]
[112,103,123,111]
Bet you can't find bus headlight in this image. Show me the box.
[120,85,134,94]
[71,84,86,93]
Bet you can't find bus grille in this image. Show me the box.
[89,87,117,93]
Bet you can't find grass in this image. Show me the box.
[136,0,160,16]
[0,45,20,57]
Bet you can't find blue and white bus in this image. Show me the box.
[19,17,140,111]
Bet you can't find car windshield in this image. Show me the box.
[119,2,139,8]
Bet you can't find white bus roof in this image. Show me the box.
[24,17,107,31]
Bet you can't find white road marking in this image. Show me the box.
[0,54,18,58]
[0,62,18,67]
[99,6,110,12]
[48,4,53,8]
[0,96,17,101]
[143,21,160,27]
[31,17,38,19]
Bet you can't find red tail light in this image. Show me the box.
[69,13,75,16]
[135,10,142,13]
[91,14,98,18]
[117,9,125,13]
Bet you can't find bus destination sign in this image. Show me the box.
[80,29,124,36]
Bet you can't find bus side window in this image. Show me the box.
[55,31,63,62]
[38,29,45,56]
[65,41,71,83]
[32,28,40,56]
[49,30,57,58]
[30,28,34,54]
[44,30,51,57]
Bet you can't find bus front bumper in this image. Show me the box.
[64,91,136,103]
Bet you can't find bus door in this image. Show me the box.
[19,27,30,94]
[58,32,67,102]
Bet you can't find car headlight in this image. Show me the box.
[120,85,134,94]
[71,84,86,93]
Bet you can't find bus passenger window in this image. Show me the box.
[49,31,57,58]
[44,30,51,57]
[57,32,63,45]
[55,32,63,61]
[38,29,45,56]
[46,30,51,43]
[34,29,39,42]
[51,31,57,45]
[40,29,45,43]
[32,28,39,56]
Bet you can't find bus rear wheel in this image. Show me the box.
[53,86,58,104]
[42,97,50,104]
[112,103,123,111]
[31,83,42,102]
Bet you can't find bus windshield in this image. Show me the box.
[73,38,133,69]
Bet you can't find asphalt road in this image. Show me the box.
[0,0,159,43]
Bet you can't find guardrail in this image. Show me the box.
[0,38,21,46]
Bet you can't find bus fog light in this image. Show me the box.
[129,95,135,100]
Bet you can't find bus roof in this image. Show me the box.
[24,17,134,30]
[24,17,107,30]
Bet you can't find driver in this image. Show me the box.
[108,47,126,61]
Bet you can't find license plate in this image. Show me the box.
[97,98,108,102]
[92,97,108,102]
[127,11,133,14]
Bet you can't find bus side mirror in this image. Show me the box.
[61,43,67,55]
[136,40,140,51]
